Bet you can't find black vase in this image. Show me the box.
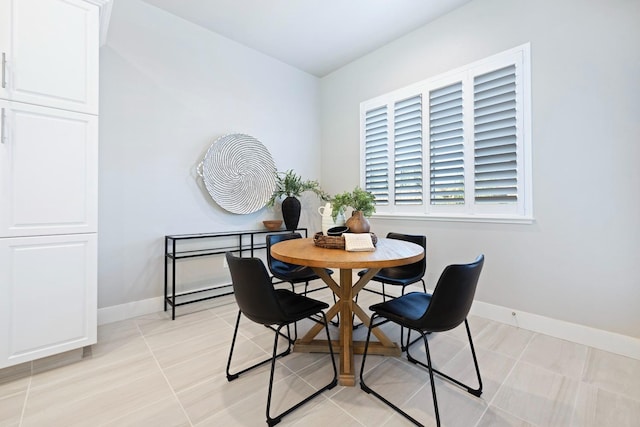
[281,196,301,230]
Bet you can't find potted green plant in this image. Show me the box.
[267,170,329,230]
[331,186,376,233]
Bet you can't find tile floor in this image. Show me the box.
[1,282,639,427]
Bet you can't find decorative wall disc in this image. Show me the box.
[199,133,276,214]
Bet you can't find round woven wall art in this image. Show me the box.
[198,133,276,214]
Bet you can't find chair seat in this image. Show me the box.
[276,289,329,322]
[243,289,329,326]
[370,292,432,328]
[272,264,330,283]
[358,267,423,286]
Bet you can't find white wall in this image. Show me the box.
[99,0,640,348]
[98,0,323,309]
[319,0,640,338]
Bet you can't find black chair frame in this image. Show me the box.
[266,232,339,327]
[360,315,482,426]
[359,255,484,427]
[227,311,338,426]
[358,232,427,350]
[225,253,338,426]
[266,232,329,295]
[226,311,292,381]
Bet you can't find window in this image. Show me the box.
[360,44,532,222]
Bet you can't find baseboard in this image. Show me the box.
[97,284,234,325]
[470,301,640,360]
[98,296,640,361]
[98,296,164,325]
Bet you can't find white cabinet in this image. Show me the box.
[0,0,100,368]
[0,0,99,114]
[0,234,97,368]
[0,100,98,237]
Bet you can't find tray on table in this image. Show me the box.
[313,232,377,249]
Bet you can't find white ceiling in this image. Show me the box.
[140,0,472,77]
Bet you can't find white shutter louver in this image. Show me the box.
[364,106,389,204]
[429,82,464,204]
[474,65,518,203]
[394,95,422,205]
[360,44,530,219]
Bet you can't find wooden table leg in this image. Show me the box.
[293,266,401,386]
[338,269,355,386]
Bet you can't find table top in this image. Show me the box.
[270,237,424,269]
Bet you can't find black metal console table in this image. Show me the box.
[164,228,308,319]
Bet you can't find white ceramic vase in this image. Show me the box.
[318,203,346,235]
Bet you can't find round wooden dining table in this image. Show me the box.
[270,237,424,386]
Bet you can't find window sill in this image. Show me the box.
[371,212,535,225]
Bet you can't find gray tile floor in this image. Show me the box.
[1,282,639,426]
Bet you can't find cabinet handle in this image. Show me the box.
[1,108,5,144]
[1,52,5,89]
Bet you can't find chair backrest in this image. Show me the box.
[266,232,302,274]
[226,252,285,325]
[386,232,427,278]
[420,255,484,332]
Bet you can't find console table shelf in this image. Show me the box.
[164,228,307,319]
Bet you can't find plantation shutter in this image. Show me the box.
[394,95,423,205]
[474,65,518,203]
[364,105,389,204]
[429,82,464,204]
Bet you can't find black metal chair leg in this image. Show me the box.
[331,292,340,327]
[406,319,483,397]
[226,311,292,381]
[465,319,483,396]
[399,279,427,351]
[359,314,377,394]
[422,332,441,426]
[349,292,363,330]
[403,329,423,352]
[360,315,424,426]
[266,325,284,426]
[225,311,243,381]
[266,315,338,426]
[362,319,482,427]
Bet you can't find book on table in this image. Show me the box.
[343,233,375,252]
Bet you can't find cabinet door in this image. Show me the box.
[0,0,99,113]
[0,0,8,100]
[0,100,98,237]
[0,233,97,368]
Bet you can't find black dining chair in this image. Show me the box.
[225,252,338,427]
[359,255,485,427]
[358,232,427,349]
[266,232,334,295]
[359,232,427,299]
[267,232,338,326]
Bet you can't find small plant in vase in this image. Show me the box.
[331,187,376,233]
[267,170,329,230]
